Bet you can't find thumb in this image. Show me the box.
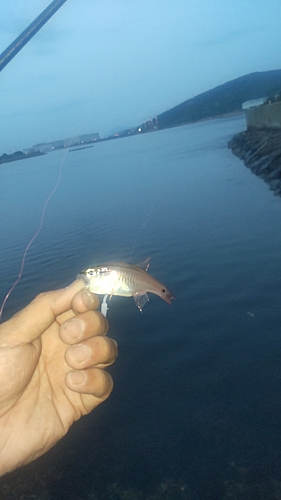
[0,280,85,347]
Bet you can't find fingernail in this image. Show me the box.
[68,371,87,386]
[64,319,85,340]
[69,344,91,363]
[81,290,95,308]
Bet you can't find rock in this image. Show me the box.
[269,179,281,191]
[228,129,281,197]
[267,166,281,180]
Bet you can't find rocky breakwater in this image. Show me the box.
[228,128,281,196]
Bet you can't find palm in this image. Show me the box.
[0,283,116,475]
[1,322,87,468]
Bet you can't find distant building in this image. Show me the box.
[246,100,281,129]
[32,132,99,153]
[78,133,99,143]
[242,98,267,110]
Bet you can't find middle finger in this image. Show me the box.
[60,310,108,345]
[65,335,118,370]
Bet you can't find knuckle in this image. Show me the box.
[98,370,114,398]
[91,311,108,334]
[98,336,117,363]
[93,368,110,392]
[34,291,48,302]
[108,338,118,362]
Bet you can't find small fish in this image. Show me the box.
[78,258,175,312]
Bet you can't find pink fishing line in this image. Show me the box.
[0,158,64,323]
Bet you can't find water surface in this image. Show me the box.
[1,116,281,499]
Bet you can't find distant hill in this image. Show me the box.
[156,70,281,129]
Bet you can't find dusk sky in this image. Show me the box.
[0,0,280,152]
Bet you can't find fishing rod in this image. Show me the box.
[0,0,68,72]
[0,0,69,321]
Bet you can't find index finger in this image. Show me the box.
[55,289,100,325]
[72,290,100,314]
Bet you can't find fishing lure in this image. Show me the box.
[78,258,174,317]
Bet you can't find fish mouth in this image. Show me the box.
[161,292,176,305]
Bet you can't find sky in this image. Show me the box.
[0,0,280,152]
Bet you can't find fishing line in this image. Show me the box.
[0,96,96,323]
[130,196,158,259]
[0,153,66,323]
[129,153,170,260]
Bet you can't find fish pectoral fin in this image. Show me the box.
[134,292,149,312]
[135,257,151,272]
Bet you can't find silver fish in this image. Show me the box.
[78,258,175,311]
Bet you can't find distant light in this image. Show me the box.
[138,128,142,132]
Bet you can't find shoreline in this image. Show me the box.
[0,150,45,165]
[228,128,281,196]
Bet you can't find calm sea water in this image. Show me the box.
[1,117,281,499]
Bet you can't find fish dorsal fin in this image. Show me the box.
[136,257,151,272]
[134,292,150,312]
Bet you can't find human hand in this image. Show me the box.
[0,280,117,476]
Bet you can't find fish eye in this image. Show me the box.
[162,288,166,293]
[87,269,94,276]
